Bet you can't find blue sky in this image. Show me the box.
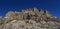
[0,0,60,18]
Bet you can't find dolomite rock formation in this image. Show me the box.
[0,8,60,29]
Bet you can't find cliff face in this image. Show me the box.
[0,8,60,29]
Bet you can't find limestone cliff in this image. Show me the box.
[0,8,60,29]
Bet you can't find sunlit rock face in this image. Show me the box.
[0,8,60,29]
[2,20,60,29]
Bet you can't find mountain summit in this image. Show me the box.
[0,8,60,29]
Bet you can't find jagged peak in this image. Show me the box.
[5,8,59,20]
[40,9,44,13]
[33,7,38,11]
[0,8,60,29]
[45,10,51,14]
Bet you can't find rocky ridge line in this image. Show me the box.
[0,8,60,29]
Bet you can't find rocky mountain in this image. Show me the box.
[0,8,60,29]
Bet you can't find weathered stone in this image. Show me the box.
[0,8,60,29]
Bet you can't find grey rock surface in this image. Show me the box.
[0,8,60,29]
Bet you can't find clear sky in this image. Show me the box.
[0,0,60,18]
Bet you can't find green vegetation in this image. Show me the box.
[6,20,13,23]
[25,20,29,23]
[58,27,60,29]
[0,20,4,25]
